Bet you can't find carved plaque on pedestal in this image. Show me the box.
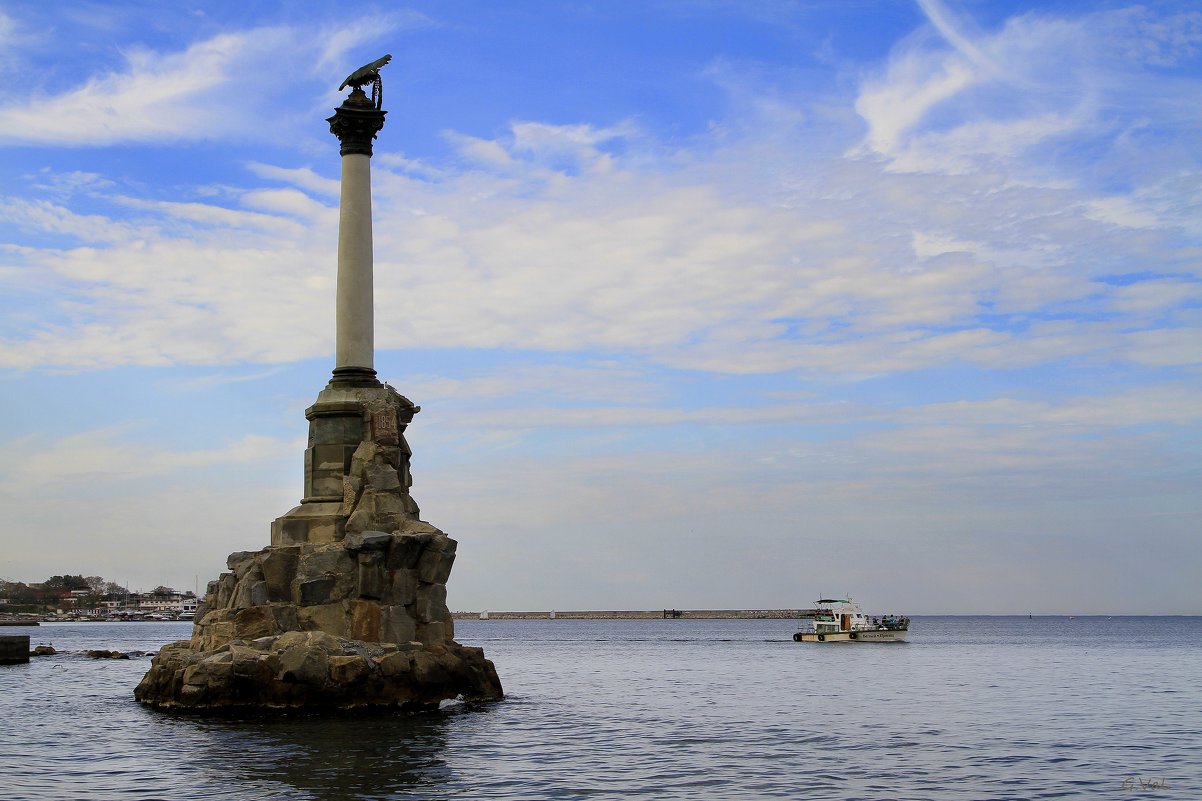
[370,410,399,445]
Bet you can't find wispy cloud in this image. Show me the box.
[0,33,258,145]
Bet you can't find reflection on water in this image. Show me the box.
[187,711,453,801]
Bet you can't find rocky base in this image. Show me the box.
[135,631,503,712]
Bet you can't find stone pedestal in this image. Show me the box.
[136,384,503,712]
[272,384,420,546]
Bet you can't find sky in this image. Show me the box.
[0,0,1199,615]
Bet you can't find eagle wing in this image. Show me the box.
[339,54,393,91]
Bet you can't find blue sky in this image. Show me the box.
[1,0,1199,613]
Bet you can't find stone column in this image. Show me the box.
[327,88,386,388]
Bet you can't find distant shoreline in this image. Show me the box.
[452,609,802,620]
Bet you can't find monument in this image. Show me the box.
[136,57,504,711]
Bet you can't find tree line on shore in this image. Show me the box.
[0,575,185,614]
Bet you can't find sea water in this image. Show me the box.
[1,616,1198,800]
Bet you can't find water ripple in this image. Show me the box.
[2,617,1201,799]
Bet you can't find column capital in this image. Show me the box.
[327,89,387,157]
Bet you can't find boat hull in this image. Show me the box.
[793,629,907,643]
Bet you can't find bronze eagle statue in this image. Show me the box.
[339,54,392,109]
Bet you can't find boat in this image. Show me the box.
[176,611,195,621]
[792,597,909,642]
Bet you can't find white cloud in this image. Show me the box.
[0,33,256,145]
[1085,196,1163,229]
[0,16,426,148]
[313,11,435,77]
[0,5,1197,409]
[3,109,1200,377]
[852,2,1202,184]
[246,163,340,198]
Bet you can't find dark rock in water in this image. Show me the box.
[1,634,31,664]
[87,649,130,660]
[134,632,502,712]
[31,645,57,656]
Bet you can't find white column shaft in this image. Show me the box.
[335,153,374,371]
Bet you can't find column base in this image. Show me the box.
[328,366,381,388]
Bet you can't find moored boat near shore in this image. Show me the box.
[793,597,909,642]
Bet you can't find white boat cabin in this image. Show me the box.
[794,597,909,642]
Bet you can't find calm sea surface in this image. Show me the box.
[1,616,1198,800]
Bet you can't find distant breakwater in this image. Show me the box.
[451,609,802,620]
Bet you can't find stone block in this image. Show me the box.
[198,608,237,625]
[271,513,311,546]
[417,540,456,585]
[329,654,369,685]
[415,583,448,623]
[387,569,418,605]
[271,504,344,546]
[307,631,344,652]
[412,649,453,690]
[297,577,337,606]
[364,462,401,492]
[233,606,276,641]
[229,645,270,680]
[381,604,417,644]
[183,652,234,688]
[357,552,385,599]
[260,547,300,602]
[349,599,382,642]
[274,630,309,650]
[346,489,409,535]
[311,443,354,472]
[297,603,346,637]
[302,547,356,581]
[344,530,391,551]
[269,604,299,632]
[204,621,237,650]
[278,646,329,686]
[398,519,441,536]
[215,573,236,608]
[379,444,404,465]
[231,574,268,609]
[308,471,346,501]
[226,551,258,578]
[341,474,363,513]
[369,409,400,446]
[349,441,384,475]
[386,533,431,570]
[373,650,413,679]
[415,620,446,645]
[310,414,363,446]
